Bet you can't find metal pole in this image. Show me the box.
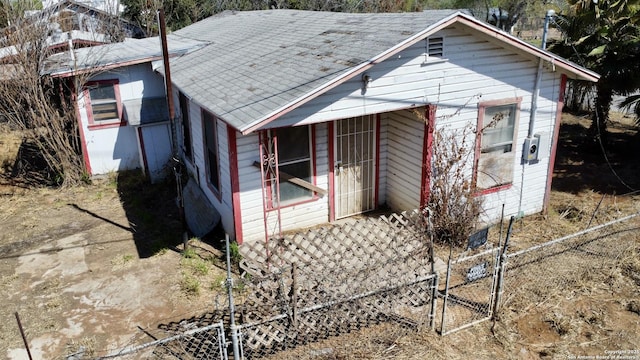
[440,246,453,335]
[158,8,188,252]
[541,10,555,51]
[14,312,33,360]
[225,234,241,360]
[429,273,439,331]
[492,216,515,320]
[426,208,438,330]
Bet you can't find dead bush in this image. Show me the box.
[425,124,483,247]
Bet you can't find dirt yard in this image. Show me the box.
[0,112,639,359]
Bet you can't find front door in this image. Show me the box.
[334,115,376,219]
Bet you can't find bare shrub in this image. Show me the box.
[425,123,483,247]
[0,13,106,185]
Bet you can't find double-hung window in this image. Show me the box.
[85,80,123,129]
[273,126,314,204]
[476,99,521,191]
[202,110,220,193]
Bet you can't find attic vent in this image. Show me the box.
[426,36,444,58]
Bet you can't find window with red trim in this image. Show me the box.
[179,92,193,161]
[476,99,520,191]
[271,126,314,204]
[202,110,220,193]
[85,80,123,129]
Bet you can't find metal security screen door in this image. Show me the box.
[335,115,376,219]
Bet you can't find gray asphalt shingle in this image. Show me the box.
[167,9,460,132]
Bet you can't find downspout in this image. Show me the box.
[518,9,555,217]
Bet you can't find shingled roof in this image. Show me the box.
[43,35,207,77]
[165,10,599,134]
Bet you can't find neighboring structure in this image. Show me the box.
[43,36,206,182]
[160,10,599,245]
[40,0,125,16]
[10,0,144,47]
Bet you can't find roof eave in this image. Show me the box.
[238,11,464,135]
[454,13,600,83]
[236,11,598,134]
[48,56,163,78]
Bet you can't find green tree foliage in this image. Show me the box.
[550,0,640,135]
[122,0,214,35]
[453,0,550,32]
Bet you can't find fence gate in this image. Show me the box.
[440,247,500,335]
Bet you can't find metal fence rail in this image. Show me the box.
[90,322,227,360]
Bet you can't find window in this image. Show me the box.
[475,99,520,191]
[202,110,220,193]
[273,126,313,203]
[179,92,192,161]
[85,80,123,129]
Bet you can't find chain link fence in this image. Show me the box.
[61,210,639,359]
[498,213,640,320]
[75,321,228,360]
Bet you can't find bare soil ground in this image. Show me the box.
[0,112,639,359]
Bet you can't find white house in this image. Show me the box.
[43,36,206,182]
[160,10,598,245]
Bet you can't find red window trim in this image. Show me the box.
[202,109,222,201]
[473,97,523,194]
[84,79,126,130]
[420,104,436,208]
[264,124,319,211]
[227,123,243,244]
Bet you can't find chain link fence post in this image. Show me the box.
[225,233,242,360]
[492,216,514,320]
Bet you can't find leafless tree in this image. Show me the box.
[0,16,95,185]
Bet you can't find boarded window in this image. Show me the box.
[203,110,220,192]
[476,102,519,190]
[88,82,120,123]
[179,92,192,161]
[274,126,313,203]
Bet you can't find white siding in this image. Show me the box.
[384,110,424,212]
[265,25,563,227]
[237,124,331,243]
[78,63,168,175]
[181,98,235,238]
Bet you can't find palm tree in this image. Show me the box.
[620,94,640,123]
[549,0,640,138]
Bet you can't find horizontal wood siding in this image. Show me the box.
[384,110,424,212]
[264,25,563,226]
[238,123,330,243]
[182,98,235,238]
[78,63,166,175]
[377,114,388,205]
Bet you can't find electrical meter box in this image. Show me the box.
[523,136,540,161]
